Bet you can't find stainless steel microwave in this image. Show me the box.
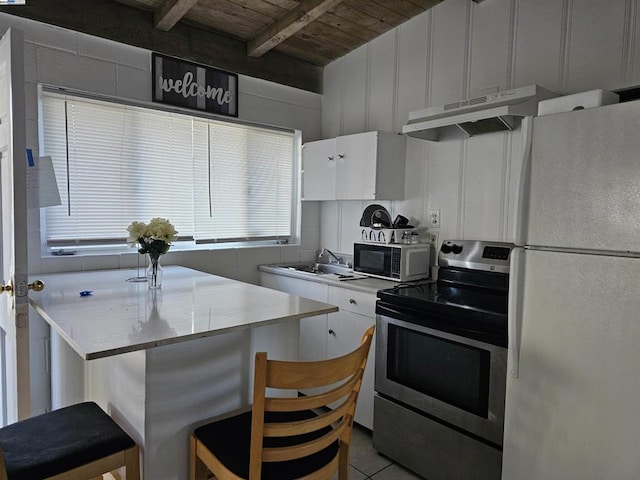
[353,242,430,282]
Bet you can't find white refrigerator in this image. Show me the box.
[502,100,640,479]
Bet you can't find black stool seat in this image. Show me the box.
[194,409,339,480]
[0,401,135,480]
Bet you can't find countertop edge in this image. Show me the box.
[33,297,338,360]
[84,305,339,360]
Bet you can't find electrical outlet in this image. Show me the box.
[429,209,441,228]
[429,232,439,249]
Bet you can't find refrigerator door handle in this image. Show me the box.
[508,247,525,377]
[514,115,533,246]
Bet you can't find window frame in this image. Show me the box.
[38,85,302,255]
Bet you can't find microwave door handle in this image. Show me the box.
[508,247,525,378]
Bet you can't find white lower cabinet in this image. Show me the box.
[327,287,375,429]
[259,272,376,429]
[259,273,328,360]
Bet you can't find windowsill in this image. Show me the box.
[43,240,300,258]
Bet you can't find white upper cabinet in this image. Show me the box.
[334,132,377,200]
[301,138,337,201]
[302,131,406,201]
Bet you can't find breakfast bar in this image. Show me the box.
[28,266,338,480]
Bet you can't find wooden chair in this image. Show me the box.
[0,401,140,480]
[190,325,375,480]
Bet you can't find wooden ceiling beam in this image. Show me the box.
[155,0,199,31]
[0,0,322,93]
[248,0,344,58]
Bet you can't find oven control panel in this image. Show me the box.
[438,239,515,273]
[482,245,511,260]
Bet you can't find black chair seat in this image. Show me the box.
[0,401,135,480]
[194,409,339,480]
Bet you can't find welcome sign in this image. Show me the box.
[152,53,238,117]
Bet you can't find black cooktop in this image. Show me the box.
[378,267,509,317]
[376,267,509,347]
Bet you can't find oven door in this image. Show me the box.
[375,313,506,446]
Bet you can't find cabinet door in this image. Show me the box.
[327,311,375,429]
[335,132,378,200]
[302,138,336,200]
[259,273,328,361]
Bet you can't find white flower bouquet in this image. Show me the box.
[127,217,178,259]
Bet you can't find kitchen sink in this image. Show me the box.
[278,262,352,275]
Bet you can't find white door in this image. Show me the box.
[0,28,31,424]
[326,310,375,429]
[503,249,640,479]
[526,101,640,252]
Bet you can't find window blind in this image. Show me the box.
[193,120,293,242]
[41,93,296,247]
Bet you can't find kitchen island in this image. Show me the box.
[29,266,338,480]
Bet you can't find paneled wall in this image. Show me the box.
[319,0,640,254]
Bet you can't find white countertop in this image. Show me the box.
[30,266,338,360]
[258,264,401,294]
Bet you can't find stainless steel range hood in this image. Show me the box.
[403,85,557,141]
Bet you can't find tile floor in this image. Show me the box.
[338,426,424,480]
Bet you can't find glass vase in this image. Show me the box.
[147,254,163,289]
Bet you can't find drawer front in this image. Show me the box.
[328,286,376,317]
[259,272,328,302]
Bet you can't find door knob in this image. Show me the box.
[28,280,45,292]
[0,280,44,295]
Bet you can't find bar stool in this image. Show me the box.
[0,401,140,480]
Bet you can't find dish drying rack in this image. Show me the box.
[359,227,417,244]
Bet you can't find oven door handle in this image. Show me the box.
[508,247,525,377]
[378,308,503,345]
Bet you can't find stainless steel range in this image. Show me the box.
[373,239,514,480]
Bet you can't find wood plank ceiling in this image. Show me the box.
[138,0,445,66]
[0,0,455,92]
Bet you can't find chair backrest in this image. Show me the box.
[248,325,374,480]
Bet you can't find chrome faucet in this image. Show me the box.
[318,247,343,264]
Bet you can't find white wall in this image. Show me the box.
[0,13,323,415]
[319,0,640,255]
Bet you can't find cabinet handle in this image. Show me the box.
[349,298,356,304]
[328,329,336,336]
[338,153,344,159]
[328,155,334,161]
